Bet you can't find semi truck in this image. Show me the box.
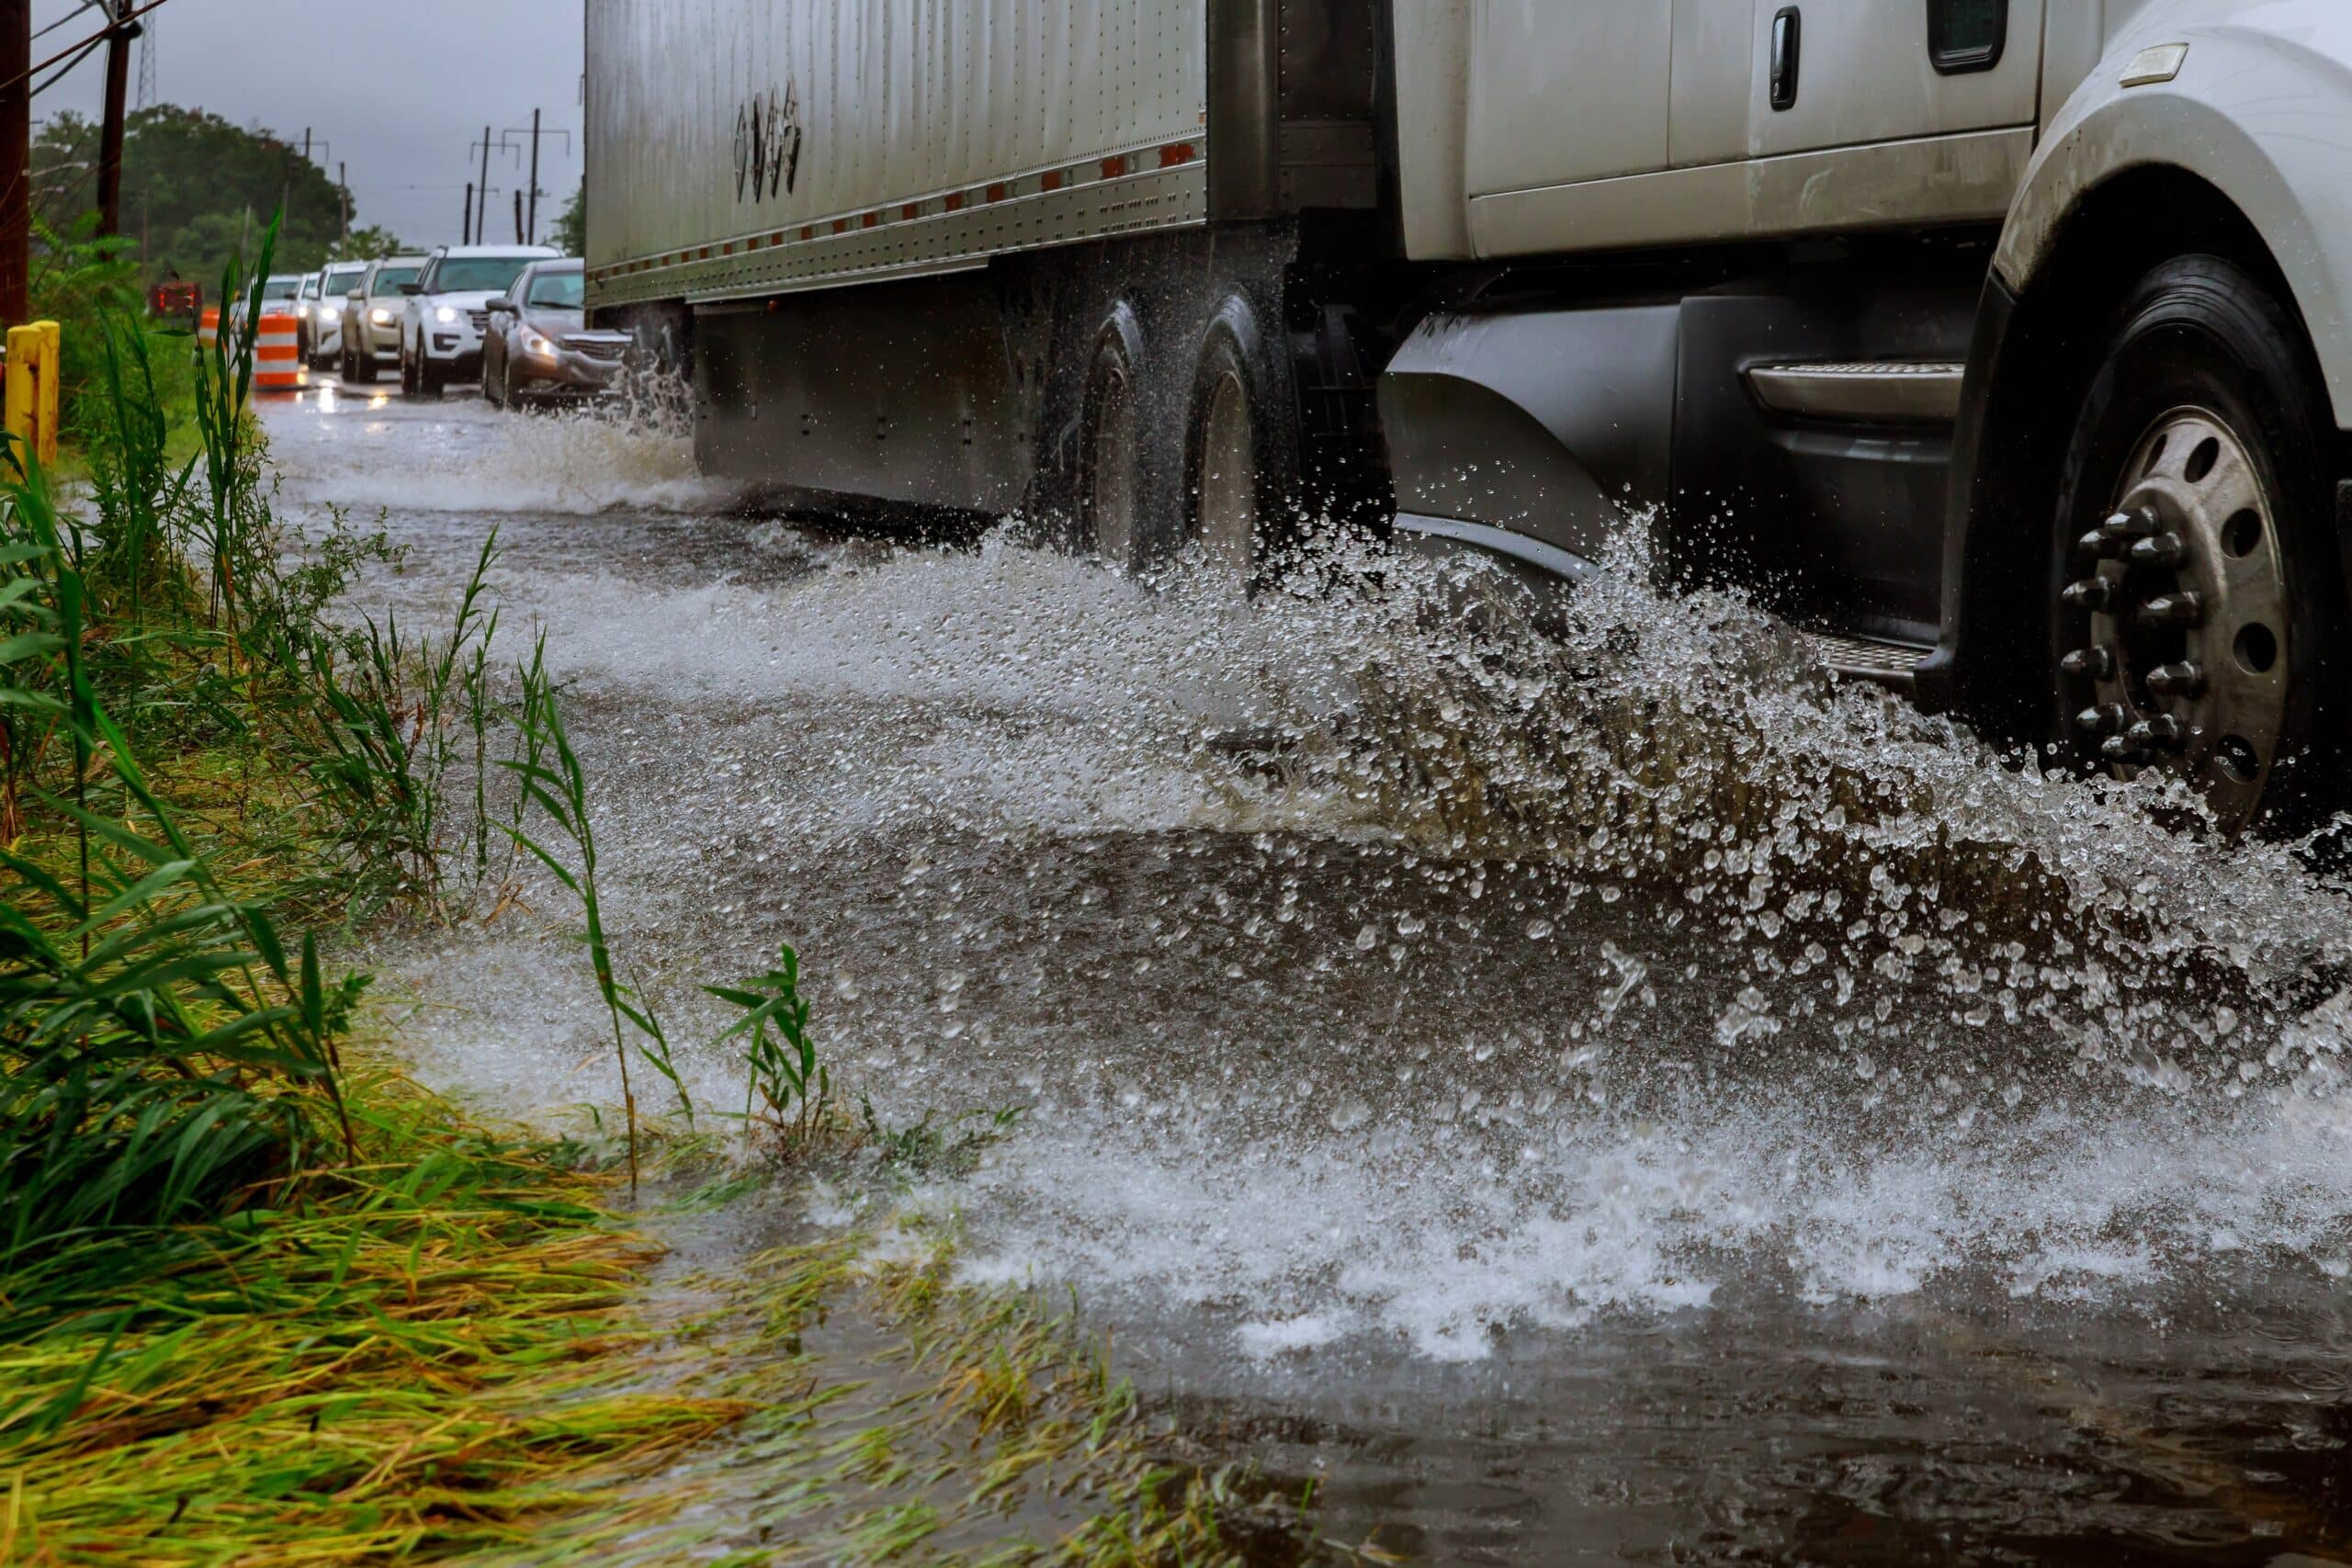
[584,1,2352,835]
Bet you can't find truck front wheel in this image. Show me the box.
[2049,254,2345,834]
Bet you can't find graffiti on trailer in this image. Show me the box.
[734,79,805,205]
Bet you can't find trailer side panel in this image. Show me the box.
[586,0,1212,310]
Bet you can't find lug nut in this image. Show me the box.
[2063,577,2117,612]
[2100,506,2162,543]
[2128,531,2188,567]
[2077,528,2121,560]
[2127,714,2188,751]
[2144,661,2204,697]
[2138,592,2205,627]
[2061,646,2116,681]
[2076,703,2130,737]
[2101,736,2153,766]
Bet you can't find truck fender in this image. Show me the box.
[1376,302,1679,585]
[1997,8,2352,427]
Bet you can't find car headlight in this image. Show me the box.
[522,331,557,360]
[435,305,460,325]
[368,307,392,325]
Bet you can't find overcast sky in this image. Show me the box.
[32,0,585,249]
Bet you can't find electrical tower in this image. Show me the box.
[135,13,155,109]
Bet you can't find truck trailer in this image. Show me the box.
[584,1,2352,834]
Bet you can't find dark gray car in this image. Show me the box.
[481,260,632,407]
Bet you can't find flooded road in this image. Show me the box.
[268,383,2352,1565]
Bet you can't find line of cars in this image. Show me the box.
[269,246,632,406]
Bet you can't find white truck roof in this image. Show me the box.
[434,245,560,259]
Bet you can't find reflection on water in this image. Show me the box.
[266,386,2352,1564]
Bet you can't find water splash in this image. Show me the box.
[287,391,2352,1361]
[277,382,738,516]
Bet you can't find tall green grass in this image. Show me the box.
[0,220,368,1324]
[502,658,692,1191]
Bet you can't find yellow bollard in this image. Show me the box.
[4,320,62,470]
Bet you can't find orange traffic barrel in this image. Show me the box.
[198,307,220,350]
[253,310,300,392]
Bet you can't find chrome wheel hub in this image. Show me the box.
[2060,407,2290,829]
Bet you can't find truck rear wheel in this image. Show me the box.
[1183,294,1293,591]
[1078,302,1148,572]
[2050,254,2344,834]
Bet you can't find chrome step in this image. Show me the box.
[1745,361,1965,425]
[1801,631,1927,688]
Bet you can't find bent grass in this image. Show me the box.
[625,1214,1343,1568]
[0,1074,751,1565]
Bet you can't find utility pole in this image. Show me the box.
[476,122,491,246]
[462,181,473,245]
[337,160,348,249]
[96,2,138,239]
[512,187,523,245]
[0,0,28,327]
[504,115,571,246]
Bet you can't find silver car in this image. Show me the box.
[337,255,424,384]
[481,259,632,407]
[301,262,367,368]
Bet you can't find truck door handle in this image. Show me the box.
[1770,6,1802,111]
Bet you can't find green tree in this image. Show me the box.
[34,106,351,288]
[550,182,584,258]
[335,225,409,263]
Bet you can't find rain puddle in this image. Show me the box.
[264,385,2352,1564]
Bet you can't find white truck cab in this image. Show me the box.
[1379,0,2352,834]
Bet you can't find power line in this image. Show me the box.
[28,28,102,97]
[33,1,99,44]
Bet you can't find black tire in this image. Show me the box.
[398,333,416,396]
[1182,293,1297,591]
[484,342,505,408]
[2049,254,2346,834]
[349,336,376,384]
[1077,301,1149,572]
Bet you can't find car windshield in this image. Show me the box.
[368,265,420,297]
[262,277,300,299]
[299,277,318,299]
[433,257,538,293]
[325,265,365,292]
[526,272,584,309]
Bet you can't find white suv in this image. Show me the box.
[398,244,557,396]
